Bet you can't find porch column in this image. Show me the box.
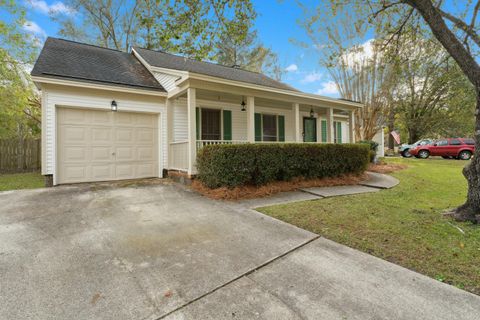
[326,107,335,143]
[246,96,255,142]
[166,99,174,169]
[187,88,196,175]
[349,110,355,143]
[293,103,301,142]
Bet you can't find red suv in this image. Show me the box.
[409,138,475,160]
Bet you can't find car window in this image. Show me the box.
[419,140,430,145]
[436,140,448,146]
[464,139,475,145]
[450,139,461,145]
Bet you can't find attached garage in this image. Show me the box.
[57,108,158,184]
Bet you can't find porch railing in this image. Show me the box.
[196,140,249,150]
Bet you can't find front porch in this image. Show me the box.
[166,87,358,174]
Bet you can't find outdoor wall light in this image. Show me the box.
[310,107,314,118]
[111,100,118,112]
[241,99,246,112]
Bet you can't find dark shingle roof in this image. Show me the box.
[134,47,299,92]
[31,38,165,92]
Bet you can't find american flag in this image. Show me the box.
[390,131,401,144]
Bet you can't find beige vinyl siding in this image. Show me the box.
[41,84,166,182]
[152,72,179,92]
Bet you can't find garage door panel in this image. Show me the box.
[63,146,88,161]
[92,127,113,143]
[62,165,88,181]
[137,147,154,161]
[91,111,112,125]
[116,147,135,161]
[58,108,158,184]
[136,163,156,177]
[62,126,88,143]
[91,164,114,180]
[135,114,156,127]
[116,164,135,179]
[116,128,134,144]
[91,146,112,161]
[60,108,89,124]
[136,128,155,144]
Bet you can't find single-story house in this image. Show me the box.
[31,37,363,186]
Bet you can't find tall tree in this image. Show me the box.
[299,9,395,141]
[0,0,40,138]
[320,0,480,222]
[56,0,256,60]
[215,30,283,80]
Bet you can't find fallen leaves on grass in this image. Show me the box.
[368,162,407,174]
[191,173,367,200]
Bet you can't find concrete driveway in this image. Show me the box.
[1,181,479,319]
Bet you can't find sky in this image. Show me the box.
[17,0,345,97]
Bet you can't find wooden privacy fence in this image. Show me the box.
[0,138,41,173]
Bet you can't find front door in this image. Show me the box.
[303,117,317,142]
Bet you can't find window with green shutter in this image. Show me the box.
[336,121,342,143]
[223,110,232,140]
[278,115,285,142]
[321,119,327,143]
[254,113,262,141]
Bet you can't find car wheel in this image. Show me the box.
[458,150,472,160]
[402,149,412,158]
[418,150,430,159]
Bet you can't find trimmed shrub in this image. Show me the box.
[358,140,379,163]
[196,143,370,189]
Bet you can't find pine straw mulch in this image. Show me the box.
[191,173,368,201]
[368,162,408,174]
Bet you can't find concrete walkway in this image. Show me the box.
[238,172,399,209]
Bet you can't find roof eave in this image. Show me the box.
[31,75,168,97]
[176,73,363,109]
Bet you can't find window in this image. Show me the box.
[450,139,461,145]
[333,121,342,143]
[464,138,475,145]
[262,114,277,141]
[201,108,221,140]
[436,140,448,146]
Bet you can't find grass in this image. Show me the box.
[0,172,44,191]
[258,158,480,295]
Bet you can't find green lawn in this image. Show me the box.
[0,172,44,191]
[258,158,480,295]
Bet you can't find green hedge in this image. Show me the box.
[196,143,370,188]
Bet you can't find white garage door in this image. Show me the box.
[57,108,158,184]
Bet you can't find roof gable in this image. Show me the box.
[31,38,165,92]
[133,47,299,92]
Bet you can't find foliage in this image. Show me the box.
[0,0,41,138]
[214,30,283,80]
[57,0,256,60]
[196,143,370,188]
[358,140,379,152]
[298,9,395,141]
[259,158,480,295]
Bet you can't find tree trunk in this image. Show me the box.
[386,106,395,150]
[451,91,480,223]
[405,0,480,223]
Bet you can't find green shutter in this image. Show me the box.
[254,113,262,141]
[321,120,327,143]
[196,107,200,140]
[337,122,342,143]
[223,110,232,140]
[278,115,285,142]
